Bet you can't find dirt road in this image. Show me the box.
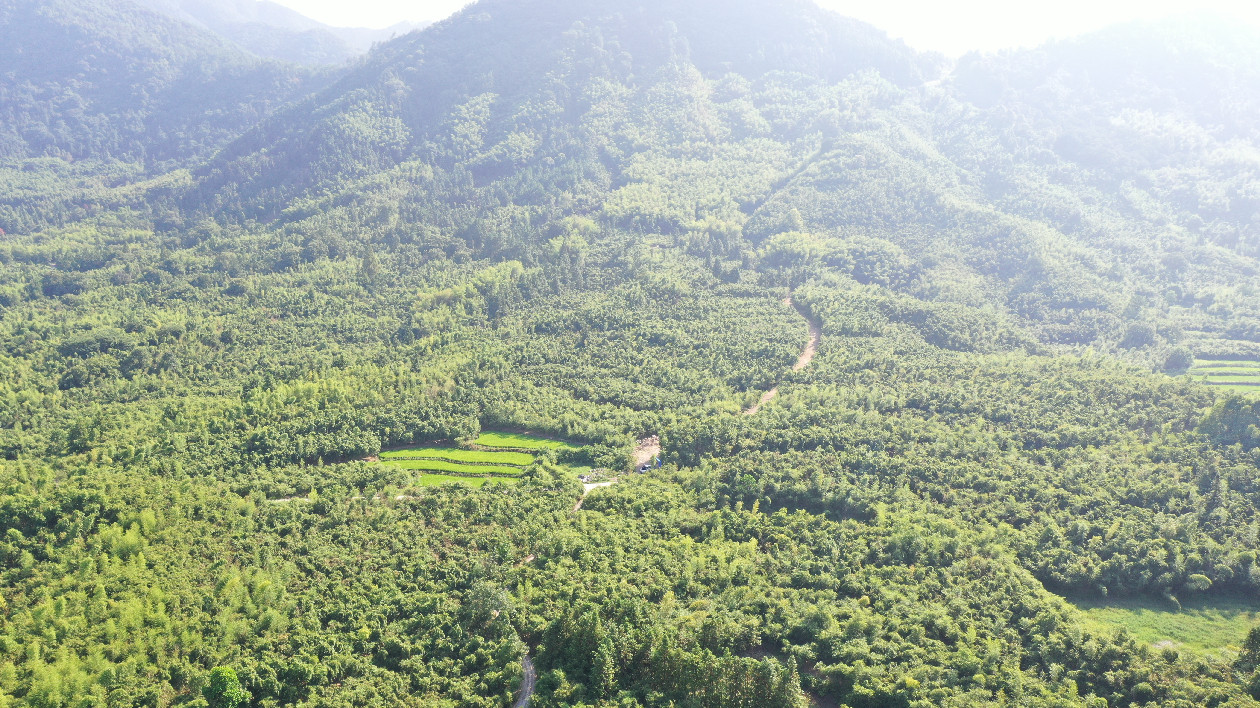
[744,296,821,414]
[513,653,536,707]
[573,481,615,511]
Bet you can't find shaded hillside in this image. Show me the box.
[179,2,1260,360]
[187,0,932,210]
[0,0,321,164]
[135,0,427,65]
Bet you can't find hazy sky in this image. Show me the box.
[276,0,1260,56]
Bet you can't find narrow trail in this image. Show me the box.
[744,296,822,415]
[513,653,536,708]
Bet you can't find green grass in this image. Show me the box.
[379,446,535,466]
[380,459,524,476]
[1069,593,1260,659]
[474,431,580,451]
[413,474,521,487]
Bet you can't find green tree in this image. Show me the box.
[203,667,250,708]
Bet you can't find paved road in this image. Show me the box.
[513,653,536,708]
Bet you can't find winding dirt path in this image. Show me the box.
[572,436,659,510]
[744,296,821,415]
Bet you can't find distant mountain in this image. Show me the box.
[0,0,324,164]
[178,0,1260,356]
[190,0,935,211]
[134,0,429,65]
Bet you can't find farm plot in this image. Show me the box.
[1070,593,1260,660]
[474,431,581,451]
[380,446,535,466]
[414,475,521,487]
[1188,358,1260,393]
[380,458,526,476]
[376,432,587,487]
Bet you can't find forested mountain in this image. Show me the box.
[134,0,427,65]
[0,0,322,164]
[3,0,1260,706]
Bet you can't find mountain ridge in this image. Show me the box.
[133,0,430,65]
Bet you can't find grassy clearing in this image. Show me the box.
[475,431,580,451]
[560,462,593,477]
[413,474,521,487]
[380,446,534,465]
[381,459,524,476]
[1069,593,1260,659]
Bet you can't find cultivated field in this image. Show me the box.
[380,458,525,476]
[376,431,586,487]
[474,431,581,451]
[1188,357,1260,393]
[414,474,521,487]
[379,446,535,466]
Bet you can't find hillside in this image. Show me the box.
[2,1,1260,707]
[134,0,427,65]
[0,0,320,164]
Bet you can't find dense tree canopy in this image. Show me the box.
[2,0,1260,706]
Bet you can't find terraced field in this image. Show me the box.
[1188,358,1260,393]
[377,431,586,487]
[381,459,525,476]
[379,446,535,465]
[414,475,521,487]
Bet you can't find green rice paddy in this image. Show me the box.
[380,458,525,476]
[474,431,580,451]
[1069,593,1260,659]
[379,446,534,465]
[1187,358,1260,393]
[414,474,521,487]
[377,431,586,487]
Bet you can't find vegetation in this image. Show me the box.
[474,432,583,452]
[1073,594,1260,659]
[1187,358,1260,392]
[380,459,527,476]
[380,446,537,466]
[2,0,1260,706]
[413,473,521,487]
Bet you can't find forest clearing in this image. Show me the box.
[1073,593,1260,660]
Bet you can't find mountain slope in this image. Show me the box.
[0,0,319,164]
[187,0,933,216]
